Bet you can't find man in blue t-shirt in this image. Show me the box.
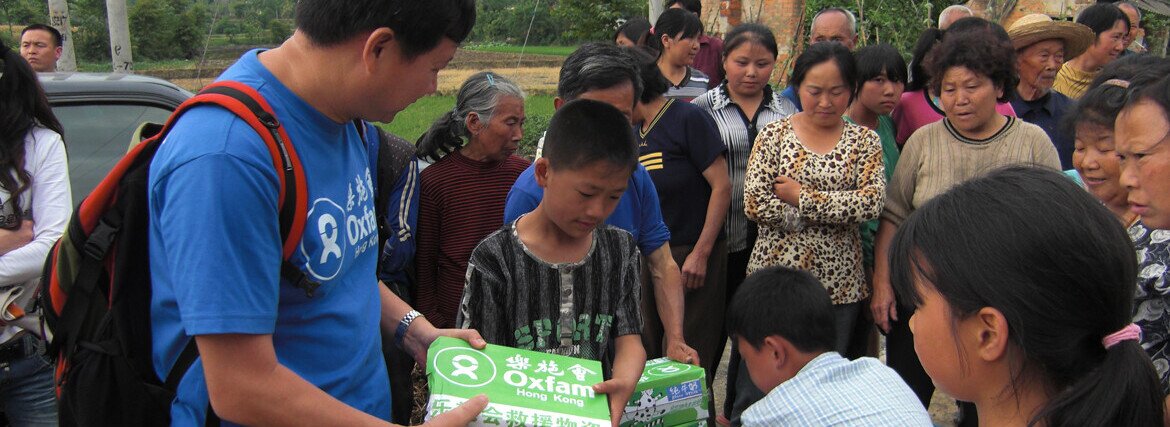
[148,2,486,425]
[506,43,700,367]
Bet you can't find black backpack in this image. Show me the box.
[40,81,317,426]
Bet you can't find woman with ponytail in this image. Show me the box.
[0,39,69,425]
[647,8,708,101]
[888,166,1163,426]
[414,71,528,328]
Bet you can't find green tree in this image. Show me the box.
[552,0,646,42]
[474,0,562,44]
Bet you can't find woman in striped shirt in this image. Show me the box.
[647,8,710,101]
[692,24,797,424]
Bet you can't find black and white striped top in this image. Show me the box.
[692,83,797,253]
[664,67,711,102]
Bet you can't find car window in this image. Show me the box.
[52,103,172,204]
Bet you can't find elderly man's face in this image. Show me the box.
[810,11,855,50]
[1016,39,1065,95]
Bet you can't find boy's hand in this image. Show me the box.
[404,317,487,365]
[593,377,637,427]
[665,339,700,366]
[421,395,489,426]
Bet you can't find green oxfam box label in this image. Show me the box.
[620,358,708,427]
[425,337,611,427]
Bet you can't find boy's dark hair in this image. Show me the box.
[294,0,475,60]
[645,8,703,59]
[665,0,702,16]
[1077,3,1130,37]
[544,99,637,173]
[890,166,1162,427]
[790,41,858,103]
[558,43,644,104]
[21,24,63,47]
[926,23,1016,103]
[727,266,835,353]
[855,43,908,84]
[634,48,670,103]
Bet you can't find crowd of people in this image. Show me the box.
[4,0,1170,426]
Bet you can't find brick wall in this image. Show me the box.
[703,0,807,84]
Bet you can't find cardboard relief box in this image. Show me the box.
[425,337,611,427]
[620,358,709,427]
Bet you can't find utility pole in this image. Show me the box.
[106,0,133,72]
[650,0,664,23]
[46,0,77,71]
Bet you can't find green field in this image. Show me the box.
[380,94,556,157]
[463,44,575,57]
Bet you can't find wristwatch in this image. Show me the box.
[395,310,424,349]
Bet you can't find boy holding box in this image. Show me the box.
[457,99,647,424]
[727,266,930,426]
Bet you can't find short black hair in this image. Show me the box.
[558,43,644,104]
[791,42,858,103]
[722,23,778,58]
[614,17,652,46]
[727,266,836,353]
[1078,3,1131,37]
[294,0,475,59]
[1127,74,1170,129]
[665,0,702,16]
[634,48,670,103]
[544,99,638,173]
[646,8,704,58]
[927,24,1017,103]
[855,43,907,84]
[21,24,62,47]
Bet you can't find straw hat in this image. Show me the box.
[1008,14,1094,59]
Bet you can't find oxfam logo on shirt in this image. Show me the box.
[433,346,497,388]
[301,198,347,281]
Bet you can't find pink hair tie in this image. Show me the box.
[650,27,656,35]
[1102,323,1142,349]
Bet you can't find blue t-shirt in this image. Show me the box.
[780,86,803,112]
[637,99,726,246]
[149,50,389,425]
[503,164,671,255]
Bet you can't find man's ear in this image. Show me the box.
[363,27,398,73]
[553,97,565,110]
[970,306,1010,363]
[534,158,551,188]
[761,336,789,371]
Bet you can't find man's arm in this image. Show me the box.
[198,333,486,426]
[593,334,647,427]
[646,244,698,365]
[380,284,486,365]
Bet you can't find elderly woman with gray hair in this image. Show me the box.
[414,71,529,329]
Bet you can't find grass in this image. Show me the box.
[379,94,556,154]
[74,58,205,72]
[462,43,575,57]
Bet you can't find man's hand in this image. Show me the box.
[422,395,489,426]
[772,175,801,206]
[403,317,487,366]
[0,220,33,256]
[665,339,700,366]
[593,377,636,427]
[680,251,709,290]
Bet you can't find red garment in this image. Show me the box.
[414,150,530,328]
[693,34,724,90]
